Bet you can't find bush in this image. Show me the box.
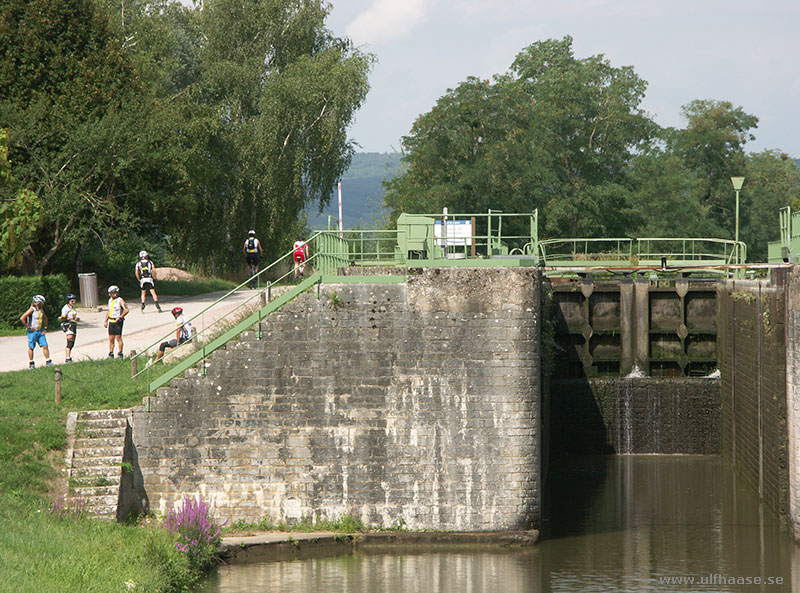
[0,274,70,329]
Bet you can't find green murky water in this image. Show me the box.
[200,456,799,592]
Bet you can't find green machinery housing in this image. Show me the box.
[768,206,800,263]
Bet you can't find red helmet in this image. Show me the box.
[171,307,183,316]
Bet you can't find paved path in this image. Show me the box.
[0,289,262,372]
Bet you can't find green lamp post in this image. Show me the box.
[731,176,745,256]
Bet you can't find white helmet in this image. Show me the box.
[32,294,45,304]
[139,250,148,259]
[108,285,120,294]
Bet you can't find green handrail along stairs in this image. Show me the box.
[135,229,347,394]
[147,271,322,393]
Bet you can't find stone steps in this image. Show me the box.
[66,409,130,520]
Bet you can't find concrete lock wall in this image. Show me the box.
[129,268,542,531]
[785,268,800,540]
[548,278,721,456]
[718,277,790,524]
[550,378,720,455]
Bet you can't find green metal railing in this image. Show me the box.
[636,238,746,266]
[769,206,800,263]
[395,210,538,262]
[140,272,322,394]
[538,238,633,266]
[538,236,746,271]
[133,233,332,392]
[137,209,754,394]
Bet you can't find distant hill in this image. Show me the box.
[305,152,402,229]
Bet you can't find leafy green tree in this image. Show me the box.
[0,129,42,271]
[385,36,656,238]
[165,0,373,271]
[0,0,186,275]
[739,151,800,261]
[673,99,758,235]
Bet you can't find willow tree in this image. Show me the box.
[170,0,373,270]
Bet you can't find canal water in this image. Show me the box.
[200,456,799,592]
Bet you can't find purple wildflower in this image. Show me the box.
[163,495,227,568]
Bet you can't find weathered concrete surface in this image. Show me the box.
[550,378,720,454]
[785,268,800,540]
[130,268,542,532]
[220,530,540,563]
[718,278,789,524]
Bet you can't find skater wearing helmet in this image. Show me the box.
[154,306,192,362]
[293,235,309,281]
[243,230,263,289]
[135,250,162,312]
[59,294,80,363]
[104,285,129,358]
[20,295,53,369]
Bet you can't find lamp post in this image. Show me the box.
[731,176,745,258]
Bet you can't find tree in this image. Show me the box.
[0,129,42,271]
[0,0,186,275]
[167,0,373,271]
[673,99,758,235]
[739,151,800,261]
[384,36,656,238]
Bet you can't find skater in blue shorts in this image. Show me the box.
[20,295,53,369]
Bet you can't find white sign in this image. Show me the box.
[434,219,473,246]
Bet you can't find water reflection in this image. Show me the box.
[204,550,540,593]
[201,456,800,593]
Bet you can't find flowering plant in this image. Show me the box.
[47,493,87,522]
[163,495,226,568]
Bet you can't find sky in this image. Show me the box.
[326,0,800,158]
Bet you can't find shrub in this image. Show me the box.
[163,495,226,570]
[0,274,70,329]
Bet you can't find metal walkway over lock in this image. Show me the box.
[132,209,751,392]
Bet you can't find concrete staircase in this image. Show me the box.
[65,409,129,520]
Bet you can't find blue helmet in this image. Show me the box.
[66,294,77,302]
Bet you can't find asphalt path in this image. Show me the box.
[0,289,261,373]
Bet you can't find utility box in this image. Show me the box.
[397,213,438,260]
[78,273,99,308]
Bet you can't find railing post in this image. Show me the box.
[130,349,137,379]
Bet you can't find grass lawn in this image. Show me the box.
[0,360,200,592]
[99,277,238,303]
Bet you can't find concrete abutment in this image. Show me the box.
[128,268,542,531]
[67,265,800,540]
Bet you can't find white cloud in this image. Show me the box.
[346,0,427,46]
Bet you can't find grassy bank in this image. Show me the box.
[0,360,202,592]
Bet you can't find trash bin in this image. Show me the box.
[78,273,99,308]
